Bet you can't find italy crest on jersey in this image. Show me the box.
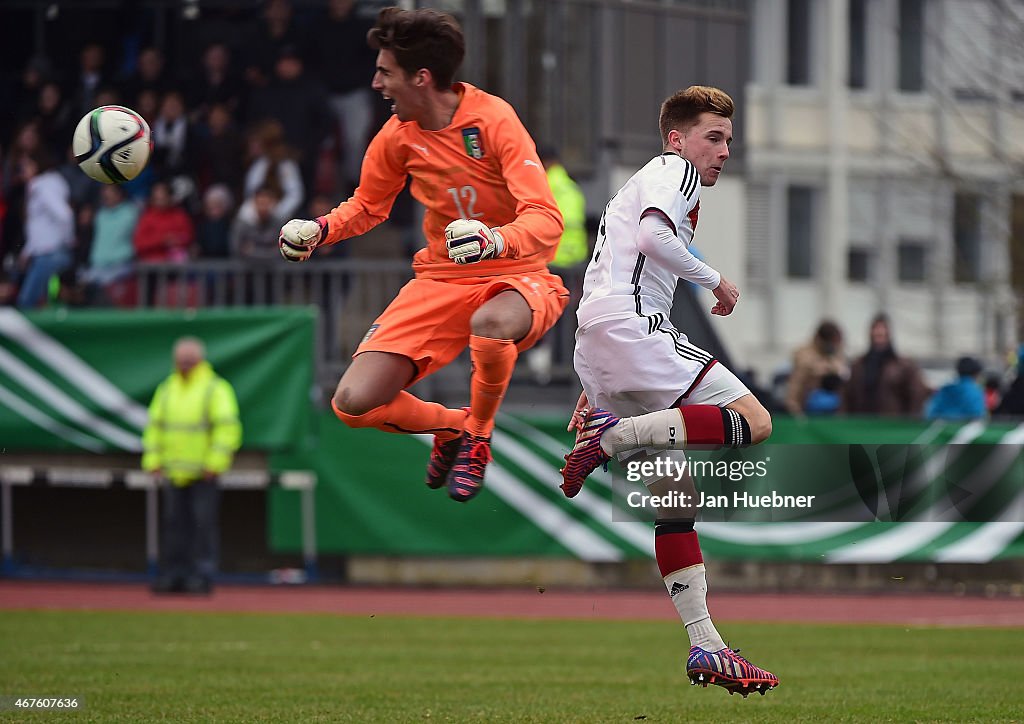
[461,127,484,159]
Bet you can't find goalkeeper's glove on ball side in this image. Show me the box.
[279,218,326,262]
[445,219,506,265]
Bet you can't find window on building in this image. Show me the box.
[848,0,868,89]
[1010,195,1024,291]
[897,240,928,282]
[787,186,815,279]
[1005,3,1024,104]
[787,0,812,86]
[898,0,925,92]
[947,0,995,101]
[847,246,873,282]
[954,192,982,283]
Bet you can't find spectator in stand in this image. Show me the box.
[245,45,329,195]
[925,356,986,421]
[67,43,109,118]
[187,42,243,121]
[994,344,1024,417]
[844,313,930,417]
[120,47,169,104]
[119,89,162,203]
[230,185,285,261]
[80,183,139,304]
[241,0,308,88]
[303,193,347,258]
[134,87,161,126]
[33,81,76,161]
[194,103,246,196]
[196,184,235,259]
[1,121,42,277]
[317,0,378,194]
[58,142,103,296]
[983,372,1002,413]
[59,140,102,213]
[803,372,844,416]
[6,56,52,142]
[92,85,122,109]
[785,319,847,416]
[133,180,194,263]
[151,90,198,181]
[15,148,75,308]
[242,119,304,223]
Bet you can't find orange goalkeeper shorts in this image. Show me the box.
[355,270,570,384]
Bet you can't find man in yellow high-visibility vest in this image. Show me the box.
[143,336,241,594]
[539,146,588,268]
[528,146,590,383]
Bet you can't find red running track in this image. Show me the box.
[1,581,1022,627]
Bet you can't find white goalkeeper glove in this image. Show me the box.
[279,218,326,263]
[445,219,505,265]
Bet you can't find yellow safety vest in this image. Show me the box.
[546,164,589,268]
[141,361,242,486]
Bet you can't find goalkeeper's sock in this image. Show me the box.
[332,392,465,441]
[466,335,518,437]
[655,523,726,652]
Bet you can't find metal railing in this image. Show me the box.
[133,260,586,403]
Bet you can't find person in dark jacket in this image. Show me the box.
[844,313,930,417]
[994,345,1024,417]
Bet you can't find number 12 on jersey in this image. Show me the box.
[447,185,484,219]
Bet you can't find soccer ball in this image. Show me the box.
[72,105,152,184]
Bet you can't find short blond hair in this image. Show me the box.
[659,85,734,145]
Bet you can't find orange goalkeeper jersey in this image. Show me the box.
[318,83,563,279]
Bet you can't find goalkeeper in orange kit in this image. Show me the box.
[278,6,567,502]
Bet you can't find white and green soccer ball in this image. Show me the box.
[73,105,152,184]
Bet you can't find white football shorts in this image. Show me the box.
[574,315,750,417]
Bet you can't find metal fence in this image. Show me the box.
[133,260,586,404]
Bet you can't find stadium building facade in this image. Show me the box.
[738,0,1023,380]
[457,0,1024,380]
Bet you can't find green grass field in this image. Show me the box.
[1,611,1021,723]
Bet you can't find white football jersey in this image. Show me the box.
[576,153,704,330]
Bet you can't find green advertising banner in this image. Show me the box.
[0,307,315,453]
[2,306,1020,566]
[270,413,1024,563]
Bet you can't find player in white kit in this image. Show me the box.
[563,86,777,696]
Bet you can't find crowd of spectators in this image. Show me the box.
[783,314,1024,420]
[0,0,393,309]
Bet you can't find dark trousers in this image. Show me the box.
[159,480,221,581]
